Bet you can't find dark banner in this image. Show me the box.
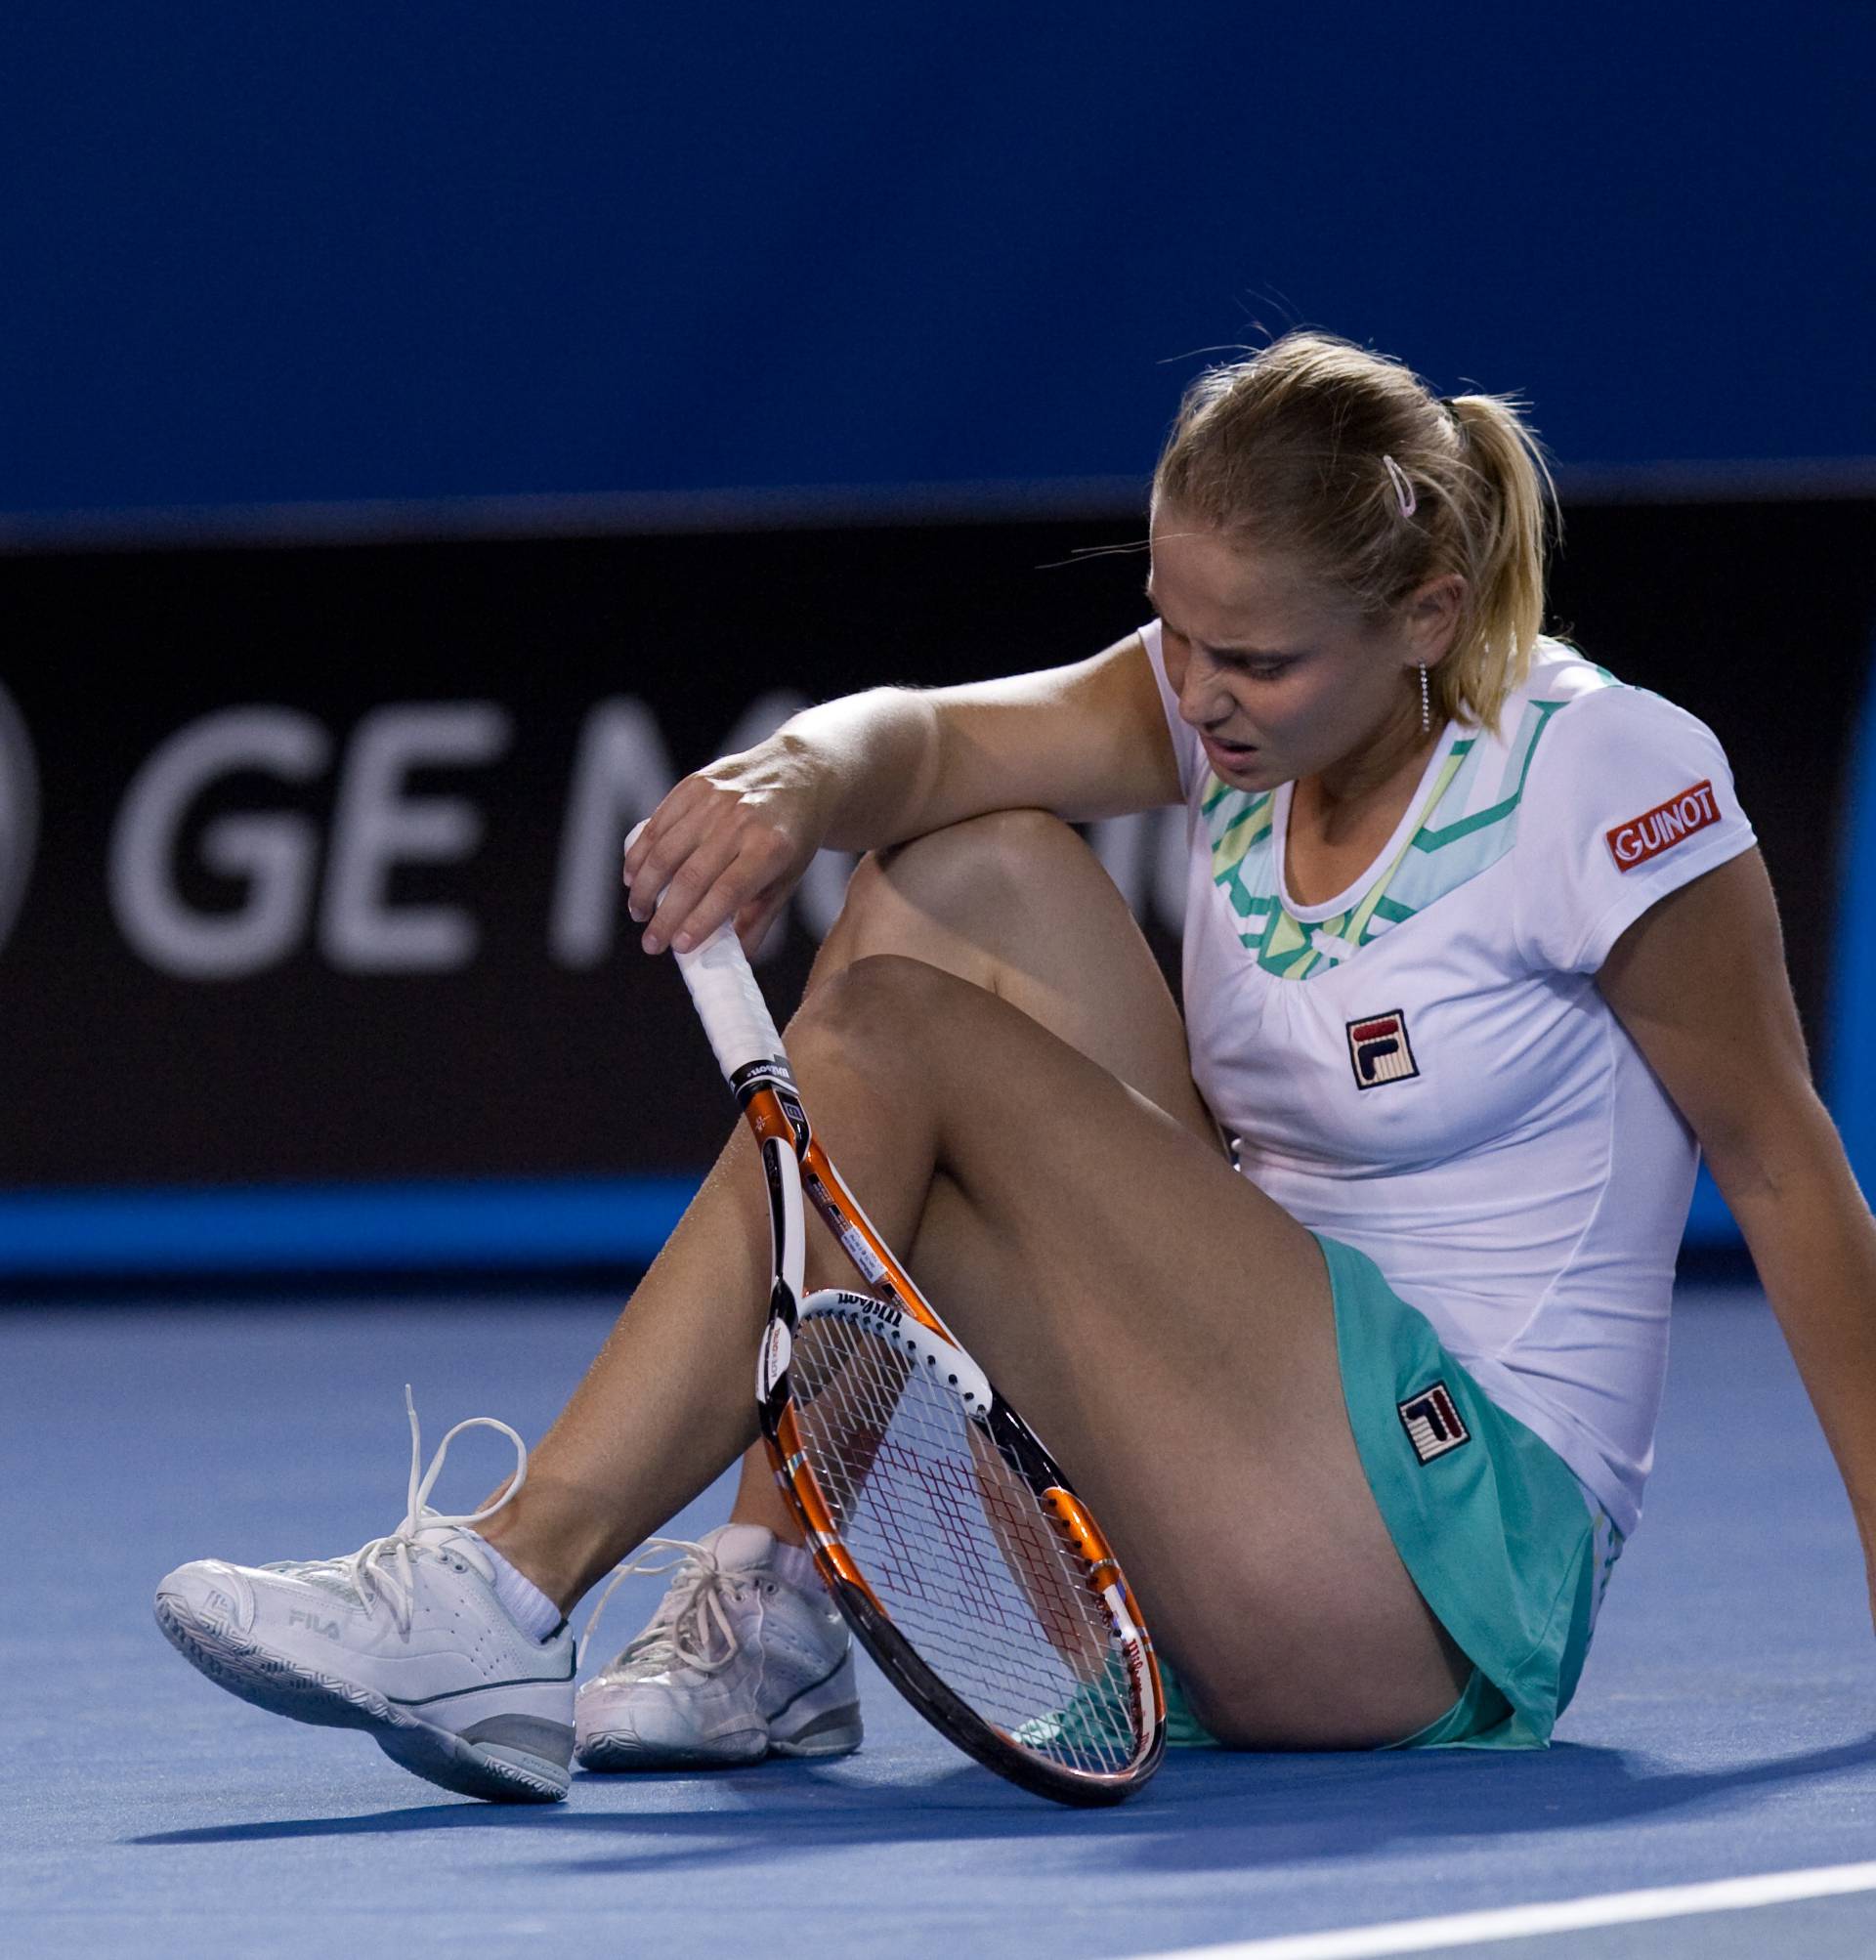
[3,500,1874,1270]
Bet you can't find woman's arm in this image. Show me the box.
[1598,849,1876,1615]
[626,630,1179,955]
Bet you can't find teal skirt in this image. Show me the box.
[1164,1231,1621,1751]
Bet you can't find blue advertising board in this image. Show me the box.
[3,5,1871,534]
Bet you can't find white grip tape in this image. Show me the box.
[674,923,785,1082]
[625,820,787,1080]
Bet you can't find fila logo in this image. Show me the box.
[1398,1382,1471,1465]
[1605,780,1721,872]
[1346,1009,1419,1089]
[287,1607,342,1639]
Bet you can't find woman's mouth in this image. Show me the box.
[1202,731,1259,772]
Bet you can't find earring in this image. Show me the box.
[1418,663,1431,735]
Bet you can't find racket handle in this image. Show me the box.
[624,821,787,1080]
[674,922,786,1081]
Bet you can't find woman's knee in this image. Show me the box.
[842,809,1107,948]
[790,952,965,1058]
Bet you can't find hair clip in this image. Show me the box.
[1383,454,1417,518]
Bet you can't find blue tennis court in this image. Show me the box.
[6,1274,1871,1958]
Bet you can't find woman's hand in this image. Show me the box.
[623,738,833,958]
[622,635,1179,958]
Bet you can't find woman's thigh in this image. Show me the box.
[723,809,1231,1535]
[791,954,1469,1750]
[820,810,1223,1154]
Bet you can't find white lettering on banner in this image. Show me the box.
[550,698,676,968]
[105,695,1191,978]
[320,703,513,972]
[546,690,860,968]
[0,681,40,959]
[108,708,332,978]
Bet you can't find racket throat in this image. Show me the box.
[758,1131,808,1319]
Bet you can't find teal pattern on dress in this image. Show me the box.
[1204,683,1608,980]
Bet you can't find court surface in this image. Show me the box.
[4,1280,1872,1958]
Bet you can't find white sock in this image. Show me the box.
[467,1532,563,1640]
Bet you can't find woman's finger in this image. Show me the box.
[641,825,747,954]
[625,786,720,925]
[660,831,797,956]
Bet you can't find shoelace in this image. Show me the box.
[266,1386,529,1640]
[580,1537,747,1676]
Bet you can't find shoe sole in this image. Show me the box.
[770,1701,866,1759]
[575,1707,863,1772]
[575,1730,769,1771]
[155,1593,568,1803]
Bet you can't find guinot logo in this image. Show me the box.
[1605,780,1721,873]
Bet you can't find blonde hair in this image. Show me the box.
[1152,330,1565,731]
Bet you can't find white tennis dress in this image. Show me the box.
[1143,621,1757,1536]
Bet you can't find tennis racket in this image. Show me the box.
[670,918,1164,1806]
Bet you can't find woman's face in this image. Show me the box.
[1147,501,1428,794]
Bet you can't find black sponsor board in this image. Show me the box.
[2,501,1872,1204]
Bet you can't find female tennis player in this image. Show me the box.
[156,331,1876,1799]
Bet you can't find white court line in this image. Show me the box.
[1128,1861,1876,1959]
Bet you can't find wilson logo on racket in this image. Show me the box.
[1346,1009,1419,1089]
[1397,1382,1470,1465]
[729,1058,796,1096]
[852,1292,905,1330]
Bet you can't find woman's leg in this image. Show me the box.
[485,817,1467,1746]
[498,810,1224,1562]
[721,810,1226,1537]
[780,956,1468,1748]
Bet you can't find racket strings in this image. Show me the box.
[789,1314,1138,1778]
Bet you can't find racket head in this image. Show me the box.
[763,1285,1165,1807]
[689,983,1167,1805]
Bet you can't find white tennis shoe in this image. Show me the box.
[576,1524,862,1769]
[154,1392,576,1803]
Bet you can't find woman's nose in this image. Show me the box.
[1178,655,1226,727]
